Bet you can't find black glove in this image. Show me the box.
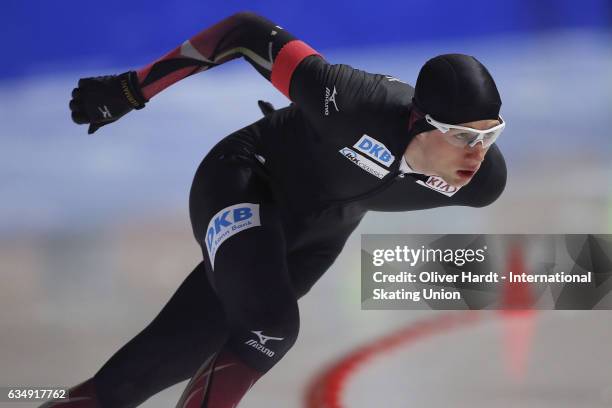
[69,71,147,134]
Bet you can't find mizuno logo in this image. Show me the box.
[244,331,284,358]
[324,86,339,116]
[98,105,112,119]
[251,331,284,345]
[384,75,406,83]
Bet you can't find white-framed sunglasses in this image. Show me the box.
[425,114,506,148]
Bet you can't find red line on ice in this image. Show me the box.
[304,312,481,408]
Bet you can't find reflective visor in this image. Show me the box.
[425,114,505,148]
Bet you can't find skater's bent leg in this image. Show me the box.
[92,261,228,407]
[180,207,299,407]
[183,148,303,407]
[214,220,299,372]
[203,225,300,407]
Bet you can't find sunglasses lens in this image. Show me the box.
[483,129,502,146]
[428,114,505,148]
[443,129,502,148]
[444,130,480,147]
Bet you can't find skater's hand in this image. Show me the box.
[69,71,147,134]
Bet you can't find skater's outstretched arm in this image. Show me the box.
[69,12,320,134]
[135,12,317,99]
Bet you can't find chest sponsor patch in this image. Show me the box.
[205,203,261,268]
[353,135,395,167]
[339,147,390,179]
[416,175,461,197]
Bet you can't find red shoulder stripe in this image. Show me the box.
[271,40,320,99]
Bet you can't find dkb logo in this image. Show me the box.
[205,203,261,268]
[353,135,395,167]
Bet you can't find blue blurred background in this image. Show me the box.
[3,0,611,79]
[0,1,611,407]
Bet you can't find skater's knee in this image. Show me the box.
[226,300,300,371]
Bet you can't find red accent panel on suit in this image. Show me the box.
[271,40,320,99]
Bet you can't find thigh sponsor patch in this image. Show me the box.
[205,203,261,268]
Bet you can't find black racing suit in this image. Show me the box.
[84,12,506,408]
